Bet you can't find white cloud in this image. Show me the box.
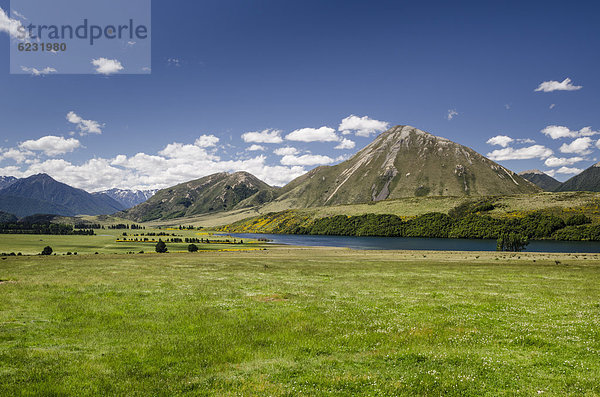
[0,148,33,163]
[556,166,583,175]
[544,156,584,167]
[11,10,27,20]
[559,137,593,155]
[334,138,356,150]
[541,125,599,140]
[21,66,57,76]
[517,138,536,144]
[504,104,511,110]
[338,115,389,137]
[280,154,334,166]
[544,169,556,178]
[541,125,575,139]
[535,78,582,92]
[447,109,458,120]
[273,147,299,156]
[19,136,81,156]
[241,129,283,144]
[167,58,181,67]
[158,143,219,160]
[247,144,265,151]
[487,145,553,161]
[66,111,103,135]
[0,7,28,40]
[285,126,339,142]
[549,103,556,109]
[486,135,514,147]
[91,58,124,75]
[194,134,219,148]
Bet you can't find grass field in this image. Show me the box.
[0,228,265,256]
[2,247,600,395]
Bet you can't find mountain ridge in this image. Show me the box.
[0,174,125,217]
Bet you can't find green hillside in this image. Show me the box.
[120,172,279,222]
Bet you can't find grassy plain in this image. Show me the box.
[1,247,600,395]
[0,228,263,256]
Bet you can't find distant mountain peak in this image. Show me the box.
[519,169,545,176]
[518,170,561,191]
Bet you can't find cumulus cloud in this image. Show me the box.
[273,147,299,156]
[549,103,556,109]
[0,148,33,163]
[194,134,219,147]
[559,137,593,155]
[285,127,339,142]
[91,58,124,75]
[19,136,81,156]
[241,129,283,144]
[541,125,599,140]
[556,166,583,175]
[247,144,265,151]
[535,78,582,92]
[66,111,103,135]
[447,109,458,120]
[487,145,553,161]
[21,66,57,76]
[280,154,334,166]
[544,156,584,167]
[338,115,389,137]
[334,138,356,150]
[0,7,28,40]
[486,135,514,148]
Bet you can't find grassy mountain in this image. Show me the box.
[518,169,562,191]
[120,172,279,222]
[271,125,540,209]
[0,176,17,190]
[555,163,600,192]
[0,174,125,217]
[93,188,157,209]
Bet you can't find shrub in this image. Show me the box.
[188,244,199,252]
[155,240,168,253]
[497,233,529,252]
[566,214,592,226]
[41,246,53,256]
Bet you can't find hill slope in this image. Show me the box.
[518,169,562,191]
[555,163,600,192]
[120,172,278,222]
[0,174,124,217]
[272,125,540,208]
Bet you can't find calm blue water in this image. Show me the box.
[222,233,600,253]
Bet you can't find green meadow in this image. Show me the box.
[1,248,600,395]
[0,228,263,256]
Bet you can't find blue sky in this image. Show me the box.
[1,0,599,191]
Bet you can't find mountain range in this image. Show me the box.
[0,174,125,218]
[4,125,600,221]
[120,125,541,221]
[93,188,157,209]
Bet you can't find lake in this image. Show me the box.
[223,233,600,253]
